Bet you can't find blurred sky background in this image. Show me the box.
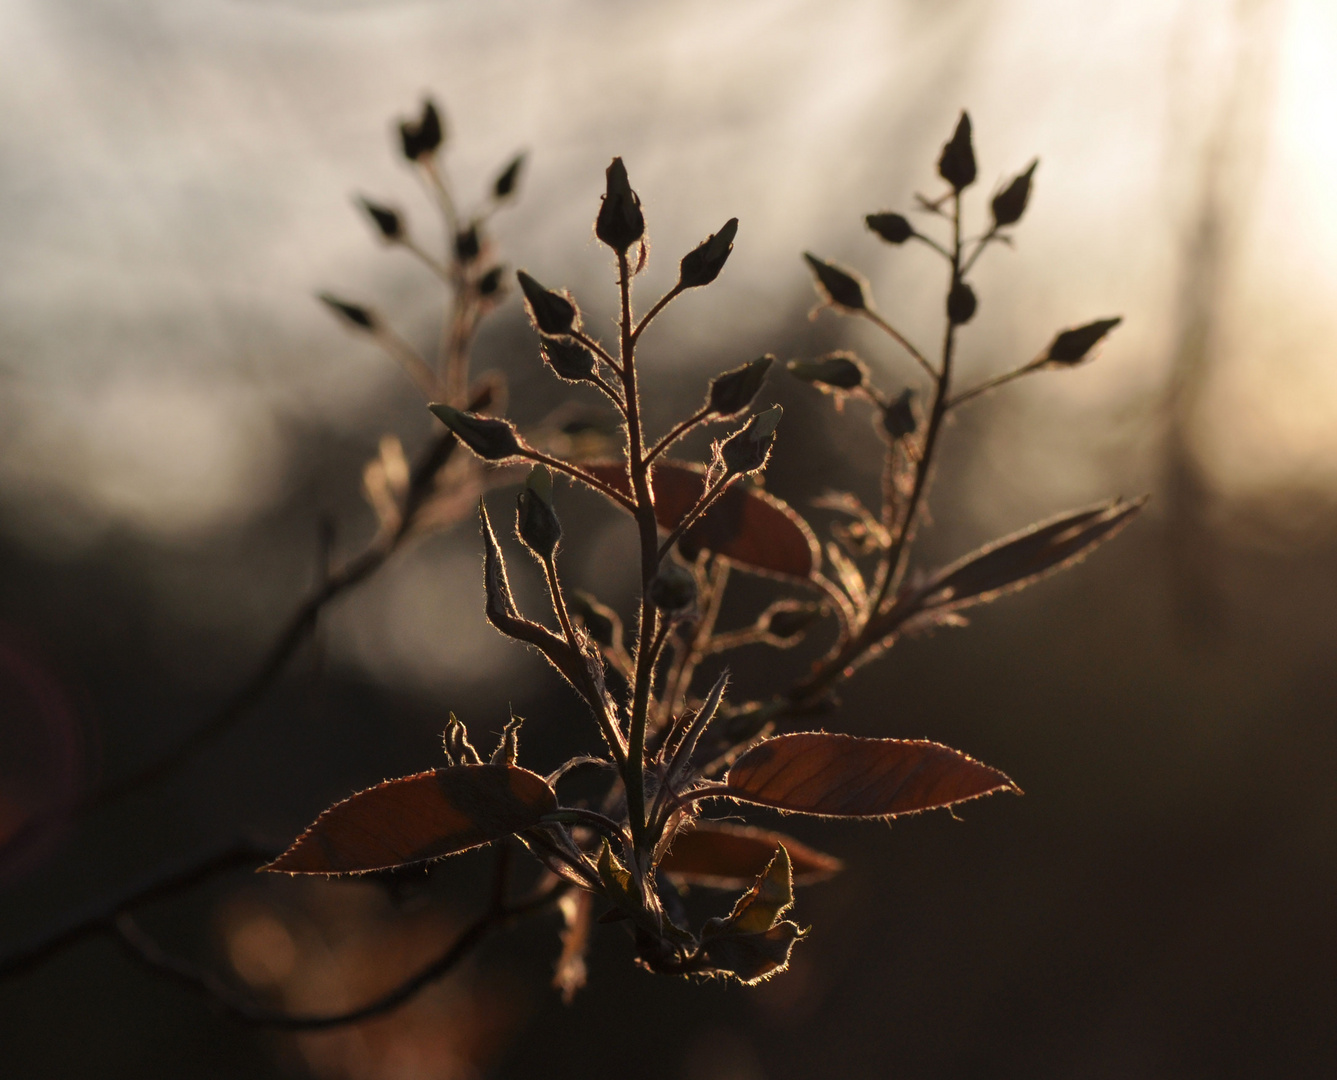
[3,1,1337,1077]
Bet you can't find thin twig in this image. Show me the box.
[645,407,711,467]
[520,450,637,513]
[860,309,937,380]
[656,474,733,563]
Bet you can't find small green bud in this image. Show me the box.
[679,217,738,288]
[429,404,524,461]
[516,271,579,336]
[595,157,645,253]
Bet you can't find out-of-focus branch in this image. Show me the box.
[113,877,567,1031]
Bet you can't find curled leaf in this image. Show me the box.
[265,764,557,874]
[719,732,1018,818]
[700,847,804,983]
[583,461,820,580]
[661,822,842,888]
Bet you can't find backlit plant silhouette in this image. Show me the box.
[264,110,1143,994]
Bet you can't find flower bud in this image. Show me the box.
[707,355,772,417]
[803,253,869,311]
[719,405,782,476]
[493,154,525,199]
[454,224,481,264]
[947,281,977,325]
[399,98,444,162]
[679,218,738,288]
[649,561,697,614]
[319,293,376,331]
[991,160,1037,228]
[866,212,913,244]
[358,198,403,242]
[787,353,867,391]
[541,338,597,383]
[429,404,524,461]
[938,111,976,192]
[882,388,918,439]
[516,271,579,336]
[516,466,561,558]
[595,157,645,253]
[1043,317,1122,366]
[477,266,506,297]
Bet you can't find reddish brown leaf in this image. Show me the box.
[915,496,1146,614]
[660,822,842,888]
[719,732,1018,818]
[584,460,819,580]
[265,764,558,875]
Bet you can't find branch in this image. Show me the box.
[113,879,566,1031]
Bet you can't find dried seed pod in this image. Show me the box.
[493,153,525,199]
[1043,317,1122,366]
[541,338,597,383]
[882,388,918,439]
[478,266,506,297]
[719,406,782,476]
[455,224,481,264]
[787,353,867,391]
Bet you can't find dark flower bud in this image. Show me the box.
[399,98,444,162]
[947,281,977,325]
[679,217,739,288]
[516,466,561,558]
[428,403,524,461]
[882,388,918,439]
[493,153,525,199]
[787,353,867,390]
[1043,317,1122,366]
[477,266,506,297]
[319,293,376,331]
[570,591,621,649]
[595,157,645,253]
[760,601,823,642]
[991,159,1038,228]
[358,197,403,242]
[649,561,697,614]
[516,270,579,335]
[719,405,782,476]
[938,111,976,192]
[866,212,914,244]
[454,224,481,264]
[707,355,773,417]
[803,253,869,311]
[541,338,597,382]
